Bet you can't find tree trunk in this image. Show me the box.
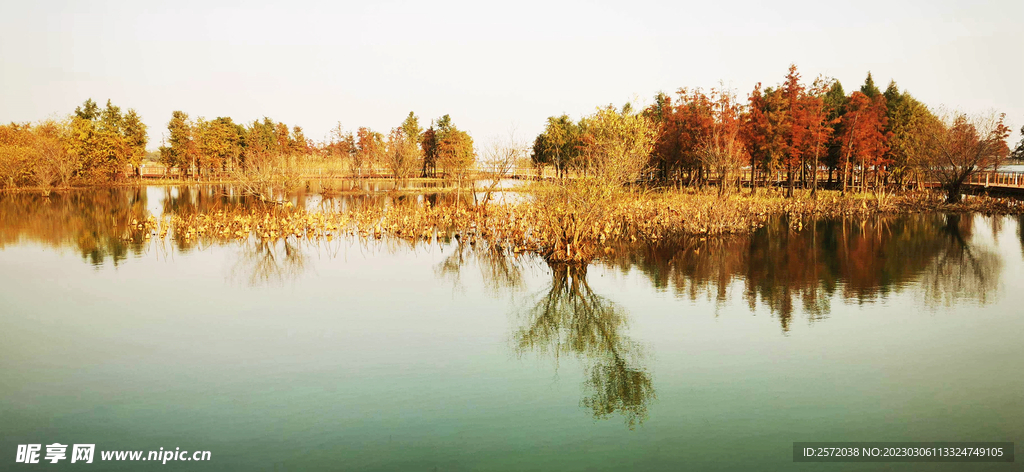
[786,165,794,198]
[859,162,866,193]
[946,179,963,203]
[811,152,819,197]
[842,161,849,195]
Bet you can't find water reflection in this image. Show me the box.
[230,238,309,287]
[0,188,150,266]
[436,242,527,296]
[602,214,1002,331]
[157,183,476,216]
[1,186,1012,430]
[514,263,654,428]
[1,188,1006,319]
[920,214,1001,307]
[432,242,655,427]
[1018,215,1024,254]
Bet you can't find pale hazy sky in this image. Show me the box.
[1,0,1021,149]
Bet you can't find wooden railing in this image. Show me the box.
[965,171,1024,189]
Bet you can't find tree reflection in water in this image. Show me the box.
[920,214,1001,307]
[514,263,655,429]
[434,244,655,428]
[0,188,150,266]
[230,238,309,287]
[1,187,1007,325]
[1017,215,1024,255]
[1,186,1012,427]
[436,242,527,296]
[602,213,1002,331]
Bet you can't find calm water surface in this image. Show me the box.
[1,186,1022,471]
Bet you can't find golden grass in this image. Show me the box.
[154,186,1024,263]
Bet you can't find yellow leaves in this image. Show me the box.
[140,188,942,263]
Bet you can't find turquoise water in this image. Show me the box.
[1,187,1021,470]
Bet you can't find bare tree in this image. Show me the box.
[479,129,528,207]
[914,110,1011,203]
[384,127,420,182]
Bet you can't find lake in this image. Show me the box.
[1,185,1022,471]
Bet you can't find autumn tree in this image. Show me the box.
[577,103,656,185]
[914,111,1010,203]
[121,110,148,172]
[531,115,582,179]
[1011,125,1024,160]
[431,114,475,185]
[532,103,656,262]
[384,112,423,181]
[747,65,837,197]
[287,126,310,156]
[883,81,940,188]
[420,126,437,177]
[327,122,356,169]
[244,118,279,163]
[160,111,198,176]
[837,91,888,193]
[654,89,715,185]
[742,84,789,192]
[822,81,848,184]
[641,92,675,180]
[795,77,836,196]
[72,99,146,181]
[5,99,145,188]
[480,129,528,206]
[30,120,78,189]
[779,65,805,196]
[0,123,34,188]
[194,117,242,175]
[697,88,747,195]
[273,122,291,157]
[354,127,384,176]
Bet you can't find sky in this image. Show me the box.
[1,0,1022,150]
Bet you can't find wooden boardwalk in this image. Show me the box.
[963,171,1024,194]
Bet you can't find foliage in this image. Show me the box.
[837,91,889,191]
[914,111,1011,203]
[1,98,143,189]
[72,99,147,182]
[430,114,475,184]
[355,127,385,176]
[1011,125,1024,161]
[577,103,656,185]
[384,125,421,181]
[531,115,584,178]
[859,71,881,99]
[742,83,789,184]
[822,81,848,174]
[883,82,940,186]
[697,89,747,195]
[647,89,714,182]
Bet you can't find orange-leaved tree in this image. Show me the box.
[915,111,1010,203]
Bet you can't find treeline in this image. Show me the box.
[158,111,476,182]
[531,65,1016,202]
[3,69,1022,200]
[0,99,146,189]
